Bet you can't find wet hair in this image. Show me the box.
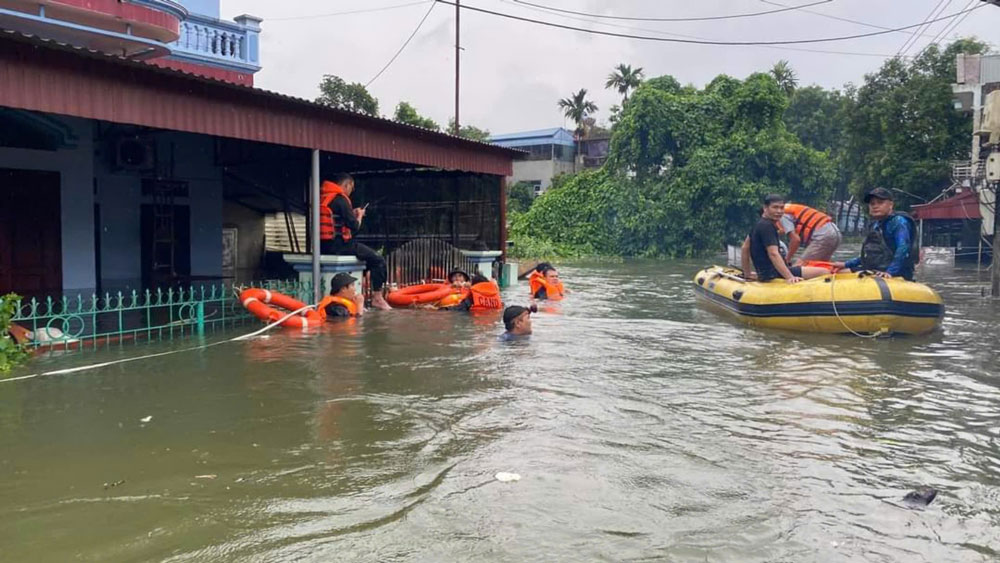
[535,262,556,275]
[448,269,470,283]
[332,172,354,186]
[471,273,490,285]
[763,193,785,207]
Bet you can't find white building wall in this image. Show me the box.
[509,159,575,193]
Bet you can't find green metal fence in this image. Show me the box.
[11,280,312,351]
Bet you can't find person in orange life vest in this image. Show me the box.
[318,273,364,319]
[778,203,842,264]
[440,274,503,312]
[319,172,391,310]
[448,269,471,288]
[529,263,566,300]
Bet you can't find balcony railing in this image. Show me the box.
[953,160,986,182]
[169,13,260,71]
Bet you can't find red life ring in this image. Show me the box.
[386,283,453,307]
[240,288,323,329]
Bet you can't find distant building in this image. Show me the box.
[0,0,262,85]
[490,128,576,195]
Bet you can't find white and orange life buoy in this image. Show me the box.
[386,283,453,308]
[240,288,323,329]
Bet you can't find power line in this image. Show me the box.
[434,0,986,46]
[914,0,978,59]
[366,1,437,87]
[758,0,943,39]
[268,0,431,22]
[501,0,907,58]
[510,0,833,23]
[897,0,950,56]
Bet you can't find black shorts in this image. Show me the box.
[761,265,801,282]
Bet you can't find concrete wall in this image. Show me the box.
[0,116,96,293]
[510,159,575,193]
[223,200,265,283]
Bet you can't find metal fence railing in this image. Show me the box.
[10,279,310,352]
[386,239,481,288]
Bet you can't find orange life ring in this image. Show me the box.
[240,288,323,329]
[436,289,470,308]
[386,283,453,307]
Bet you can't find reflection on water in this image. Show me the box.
[2,260,1000,561]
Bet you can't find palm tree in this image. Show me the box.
[605,64,644,104]
[558,89,598,171]
[770,60,798,96]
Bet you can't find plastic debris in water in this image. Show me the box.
[495,472,521,482]
[103,480,125,489]
[902,488,937,507]
[140,416,153,423]
[194,474,217,480]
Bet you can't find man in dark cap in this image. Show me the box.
[320,273,364,318]
[834,187,918,280]
[501,305,534,340]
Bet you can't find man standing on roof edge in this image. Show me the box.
[319,172,391,310]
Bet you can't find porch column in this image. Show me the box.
[311,149,321,304]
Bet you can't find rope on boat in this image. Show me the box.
[830,273,885,339]
[0,304,318,385]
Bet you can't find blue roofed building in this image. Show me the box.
[490,127,577,195]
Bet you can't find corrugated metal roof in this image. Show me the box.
[490,127,575,147]
[0,29,519,176]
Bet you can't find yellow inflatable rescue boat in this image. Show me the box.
[693,266,944,335]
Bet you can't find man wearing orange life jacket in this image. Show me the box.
[318,273,364,319]
[529,263,565,300]
[778,203,842,264]
[440,274,503,312]
[319,173,391,310]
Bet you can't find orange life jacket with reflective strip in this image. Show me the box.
[784,203,832,246]
[320,181,353,242]
[528,271,564,301]
[469,281,502,311]
[317,295,360,318]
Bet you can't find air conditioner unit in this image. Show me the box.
[114,137,155,171]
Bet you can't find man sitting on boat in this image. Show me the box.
[741,194,829,283]
[778,203,841,264]
[833,187,918,281]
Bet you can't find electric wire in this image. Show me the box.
[510,0,833,22]
[268,0,431,22]
[365,1,437,87]
[913,0,978,59]
[501,0,906,58]
[434,0,985,46]
[897,0,950,56]
[758,0,942,39]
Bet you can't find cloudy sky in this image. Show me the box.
[221,0,1000,136]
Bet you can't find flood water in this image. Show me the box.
[2,259,1000,562]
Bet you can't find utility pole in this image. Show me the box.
[454,0,460,136]
[992,180,1000,297]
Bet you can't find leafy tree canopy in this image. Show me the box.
[316,75,379,117]
[393,101,439,131]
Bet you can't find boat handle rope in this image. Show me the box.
[0,304,319,385]
[831,272,886,339]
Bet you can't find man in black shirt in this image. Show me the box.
[741,194,828,283]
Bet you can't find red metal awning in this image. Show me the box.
[0,30,517,176]
[911,189,982,221]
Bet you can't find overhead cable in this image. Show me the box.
[758,0,942,39]
[510,0,833,22]
[914,0,978,59]
[434,0,986,46]
[896,0,951,56]
[268,0,431,22]
[501,0,906,58]
[366,1,437,86]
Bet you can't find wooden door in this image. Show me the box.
[0,169,62,299]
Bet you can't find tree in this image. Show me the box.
[446,118,491,142]
[558,88,599,137]
[393,101,439,130]
[770,60,798,96]
[507,181,536,214]
[316,75,379,117]
[605,63,644,104]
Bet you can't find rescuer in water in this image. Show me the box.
[319,173,391,310]
[529,262,566,300]
[318,273,364,318]
[500,305,535,340]
[440,274,503,312]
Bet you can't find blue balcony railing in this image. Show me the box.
[169,13,261,72]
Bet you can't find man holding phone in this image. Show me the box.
[319,173,391,310]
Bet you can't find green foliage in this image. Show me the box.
[0,293,28,374]
[507,181,536,214]
[447,118,491,142]
[515,72,834,258]
[605,64,644,103]
[316,75,379,117]
[770,60,798,96]
[558,89,598,136]
[393,101,439,130]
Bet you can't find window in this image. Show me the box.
[529,181,543,196]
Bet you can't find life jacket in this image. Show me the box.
[437,289,470,309]
[319,181,353,242]
[860,211,918,279]
[783,203,832,246]
[317,295,360,318]
[469,281,503,311]
[528,270,565,301]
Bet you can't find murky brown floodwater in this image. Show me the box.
[2,257,1000,562]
